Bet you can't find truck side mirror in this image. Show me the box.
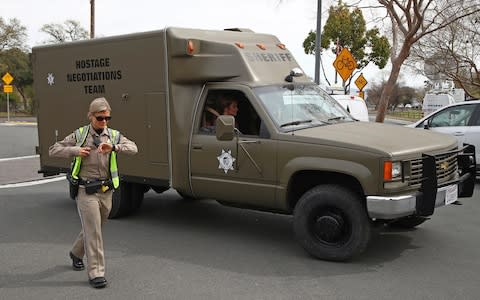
[423,119,430,129]
[216,115,235,141]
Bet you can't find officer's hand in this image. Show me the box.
[79,147,91,157]
[98,142,113,154]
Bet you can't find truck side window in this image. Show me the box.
[199,90,264,137]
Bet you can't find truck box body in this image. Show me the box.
[33,27,476,261]
[34,28,304,191]
[34,31,169,186]
[422,93,456,116]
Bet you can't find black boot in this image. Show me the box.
[89,277,107,289]
[69,251,85,271]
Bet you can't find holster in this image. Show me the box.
[67,174,79,200]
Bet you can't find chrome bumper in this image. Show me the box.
[366,185,456,219]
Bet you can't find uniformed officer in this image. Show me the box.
[49,97,137,288]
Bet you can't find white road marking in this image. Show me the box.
[0,121,37,126]
[0,155,39,162]
[0,176,66,189]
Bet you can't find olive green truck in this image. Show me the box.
[33,27,476,261]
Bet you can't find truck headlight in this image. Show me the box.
[384,161,402,181]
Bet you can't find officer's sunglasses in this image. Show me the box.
[95,116,112,121]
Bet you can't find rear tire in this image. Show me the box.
[109,182,133,219]
[131,183,149,210]
[293,184,371,261]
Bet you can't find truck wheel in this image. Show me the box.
[388,216,428,229]
[151,186,168,194]
[131,183,148,210]
[293,184,371,261]
[109,182,133,219]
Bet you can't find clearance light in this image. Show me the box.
[256,43,266,50]
[235,42,245,49]
[276,43,286,50]
[384,161,392,181]
[187,40,195,55]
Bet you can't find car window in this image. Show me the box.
[429,105,476,128]
[470,106,480,126]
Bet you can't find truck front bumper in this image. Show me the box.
[366,144,475,220]
[366,184,457,219]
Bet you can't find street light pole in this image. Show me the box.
[314,0,322,85]
[90,0,95,38]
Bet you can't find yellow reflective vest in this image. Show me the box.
[70,125,120,189]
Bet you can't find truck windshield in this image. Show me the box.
[254,84,354,131]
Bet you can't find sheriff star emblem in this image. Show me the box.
[217,149,236,174]
[47,73,55,86]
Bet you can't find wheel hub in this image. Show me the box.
[313,214,344,243]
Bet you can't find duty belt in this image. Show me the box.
[78,178,112,185]
[79,178,114,194]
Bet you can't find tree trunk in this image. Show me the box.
[375,45,411,122]
[16,87,28,112]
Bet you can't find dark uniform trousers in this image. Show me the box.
[71,186,113,279]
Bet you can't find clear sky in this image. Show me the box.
[3,0,426,89]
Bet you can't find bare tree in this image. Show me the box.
[410,13,480,98]
[40,20,89,44]
[374,0,480,122]
[367,79,420,109]
[0,17,27,51]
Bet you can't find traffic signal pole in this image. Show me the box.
[90,0,95,38]
[314,0,322,85]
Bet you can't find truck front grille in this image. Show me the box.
[407,150,458,187]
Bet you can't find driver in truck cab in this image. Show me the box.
[202,94,240,132]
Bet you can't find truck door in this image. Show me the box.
[189,87,278,209]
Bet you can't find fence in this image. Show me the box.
[388,110,423,120]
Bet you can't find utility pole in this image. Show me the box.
[314,0,322,85]
[90,0,95,38]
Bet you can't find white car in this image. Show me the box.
[331,94,370,122]
[408,100,480,170]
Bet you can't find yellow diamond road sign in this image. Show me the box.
[2,72,14,85]
[333,48,357,82]
[355,73,368,91]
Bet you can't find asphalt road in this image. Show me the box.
[1,121,480,299]
[1,180,479,299]
[0,122,38,159]
[0,121,43,183]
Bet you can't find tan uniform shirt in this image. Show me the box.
[49,126,138,180]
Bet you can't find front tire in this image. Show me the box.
[293,184,371,261]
